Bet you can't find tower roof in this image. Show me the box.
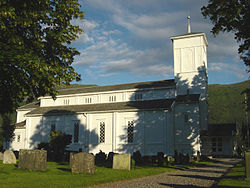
[170,32,208,46]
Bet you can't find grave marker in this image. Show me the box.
[113,154,131,170]
[71,152,95,174]
[18,149,47,171]
[3,150,16,164]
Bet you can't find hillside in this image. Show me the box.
[208,80,249,124]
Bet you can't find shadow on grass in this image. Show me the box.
[187,168,224,174]
[158,183,204,187]
[57,168,71,172]
[169,174,218,181]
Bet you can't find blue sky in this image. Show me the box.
[70,0,249,86]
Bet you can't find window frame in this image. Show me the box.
[127,120,134,143]
[73,121,80,143]
[99,121,105,143]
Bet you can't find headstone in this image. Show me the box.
[71,152,95,174]
[189,155,195,163]
[157,152,164,166]
[69,152,74,167]
[245,151,250,181]
[196,151,200,162]
[18,149,47,171]
[167,156,174,163]
[133,151,142,166]
[3,150,16,164]
[113,154,131,170]
[0,152,3,160]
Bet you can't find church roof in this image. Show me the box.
[26,98,175,116]
[175,94,200,103]
[18,101,40,110]
[15,120,26,129]
[170,32,208,46]
[200,123,236,137]
[56,79,175,96]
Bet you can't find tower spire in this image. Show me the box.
[187,16,191,33]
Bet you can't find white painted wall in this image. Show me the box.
[172,33,208,96]
[9,128,26,150]
[39,87,175,107]
[174,103,200,155]
[16,110,32,123]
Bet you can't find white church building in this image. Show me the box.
[9,29,209,156]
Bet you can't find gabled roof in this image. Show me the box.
[15,120,26,129]
[170,32,208,46]
[26,99,175,116]
[175,94,200,103]
[18,101,40,110]
[56,79,175,96]
[200,123,236,137]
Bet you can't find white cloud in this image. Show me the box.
[74,0,245,82]
[209,62,246,78]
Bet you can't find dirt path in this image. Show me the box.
[88,158,240,188]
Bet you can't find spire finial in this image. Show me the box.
[187,15,191,33]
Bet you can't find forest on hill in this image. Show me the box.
[208,80,249,124]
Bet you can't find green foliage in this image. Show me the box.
[208,80,250,124]
[201,0,250,70]
[0,113,16,150]
[49,130,72,161]
[0,0,84,114]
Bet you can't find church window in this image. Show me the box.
[212,137,216,152]
[135,93,143,100]
[85,97,92,104]
[74,121,79,143]
[99,122,105,143]
[17,134,21,142]
[51,123,56,133]
[211,137,222,152]
[109,96,116,102]
[127,121,134,143]
[63,99,70,105]
[218,137,222,152]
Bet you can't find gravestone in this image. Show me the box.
[3,150,16,164]
[157,152,164,166]
[246,151,250,181]
[0,152,3,160]
[167,156,174,163]
[189,155,195,163]
[113,154,131,170]
[196,151,200,162]
[71,152,95,174]
[18,149,47,171]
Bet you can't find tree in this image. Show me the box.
[201,0,250,70]
[49,130,72,161]
[0,0,84,115]
[0,113,15,149]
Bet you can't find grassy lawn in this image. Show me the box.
[217,160,250,188]
[0,160,202,188]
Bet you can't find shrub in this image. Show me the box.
[49,130,72,161]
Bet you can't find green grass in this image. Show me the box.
[217,160,250,188]
[0,161,201,188]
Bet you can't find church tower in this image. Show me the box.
[171,17,208,130]
[171,17,208,97]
